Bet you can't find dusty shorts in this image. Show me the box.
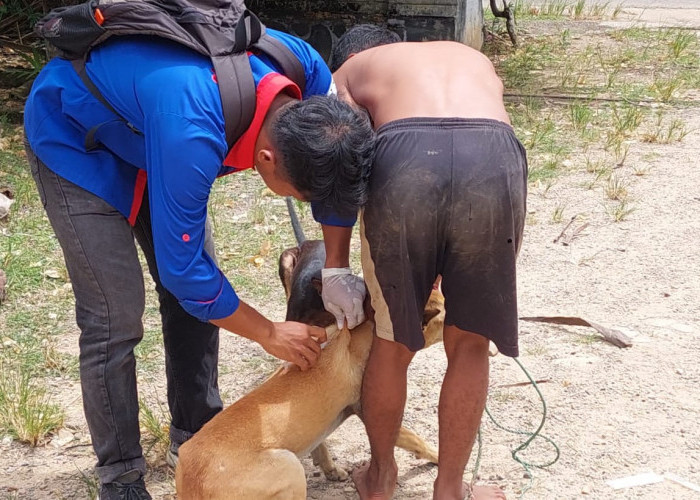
[360,117,527,357]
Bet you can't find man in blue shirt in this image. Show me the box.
[24,29,374,499]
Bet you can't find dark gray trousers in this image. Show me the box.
[26,145,223,484]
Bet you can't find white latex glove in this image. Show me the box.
[321,267,366,329]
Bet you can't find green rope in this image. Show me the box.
[471,357,560,498]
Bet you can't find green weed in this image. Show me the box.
[76,467,99,500]
[569,102,593,133]
[668,30,697,59]
[552,205,565,223]
[606,199,635,222]
[604,174,628,201]
[650,74,684,102]
[0,362,64,446]
[139,398,170,457]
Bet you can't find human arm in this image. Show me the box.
[319,223,366,329]
[211,301,327,370]
[144,113,326,368]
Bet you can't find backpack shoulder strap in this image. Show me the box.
[212,10,261,147]
[71,57,142,151]
[254,34,307,94]
[213,53,256,146]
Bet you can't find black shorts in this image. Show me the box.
[360,117,527,357]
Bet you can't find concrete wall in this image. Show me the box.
[250,0,483,63]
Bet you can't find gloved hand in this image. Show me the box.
[321,267,366,329]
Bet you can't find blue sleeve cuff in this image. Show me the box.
[178,274,240,322]
[311,200,357,227]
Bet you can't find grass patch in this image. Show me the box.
[641,112,690,144]
[76,467,100,500]
[511,0,616,20]
[135,325,165,374]
[513,0,568,20]
[604,174,628,201]
[139,398,170,458]
[568,101,593,133]
[572,333,600,345]
[606,199,635,222]
[552,205,565,223]
[0,362,64,446]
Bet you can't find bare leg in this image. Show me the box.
[353,336,415,500]
[433,326,505,500]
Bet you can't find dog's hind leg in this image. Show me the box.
[396,426,439,464]
[311,442,349,481]
[238,449,307,500]
[186,449,306,500]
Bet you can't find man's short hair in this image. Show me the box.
[272,95,375,218]
[330,24,401,72]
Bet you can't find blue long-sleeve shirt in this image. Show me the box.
[24,30,350,322]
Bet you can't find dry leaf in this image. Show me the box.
[248,256,265,267]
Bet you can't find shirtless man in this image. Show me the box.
[320,26,528,499]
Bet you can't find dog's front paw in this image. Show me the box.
[324,466,349,482]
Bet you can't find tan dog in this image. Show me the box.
[175,240,444,499]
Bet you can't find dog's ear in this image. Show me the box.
[422,290,445,347]
[278,247,300,299]
[311,276,323,295]
[422,306,442,327]
[422,289,445,326]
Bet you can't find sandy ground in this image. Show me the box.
[1,5,700,500]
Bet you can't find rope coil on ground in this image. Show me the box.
[472,357,560,498]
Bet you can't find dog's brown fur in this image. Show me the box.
[175,242,444,499]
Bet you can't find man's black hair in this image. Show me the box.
[329,24,401,72]
[272,95,375,218]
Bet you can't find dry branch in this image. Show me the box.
[520,316,633,348]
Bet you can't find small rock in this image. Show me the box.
[44,269,62,280]
[343,486,356,493]
[0,192,13,220]
[50,429,74,448]
[582,486,590,495]
[2,337,17,348]
[1,435,13,446]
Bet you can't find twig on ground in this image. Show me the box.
[520,316,633,348]
[553,216,577,244]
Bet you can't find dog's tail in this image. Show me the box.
[285,196,306,245]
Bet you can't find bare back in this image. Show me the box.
[333,41,510,128]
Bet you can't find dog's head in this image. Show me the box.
[278,240,336,327]
[279,241,446,346]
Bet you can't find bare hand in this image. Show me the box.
[263,322,328,370]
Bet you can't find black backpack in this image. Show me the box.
[35,0,307,150]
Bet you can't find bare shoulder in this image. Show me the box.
[332,53,371,103]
